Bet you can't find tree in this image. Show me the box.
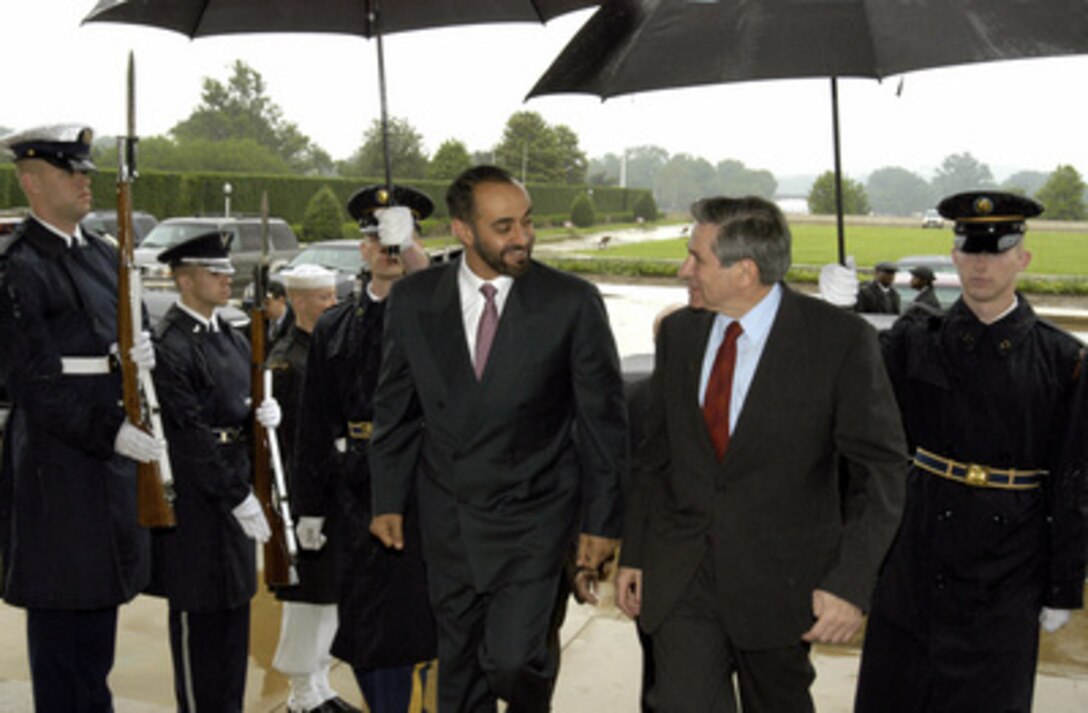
[552,124,588,185]
[339,117,428,179]
[807,171,870,215]
[654,154,717,211]
[570,193,597,228]
[429,139,473,180]
[492,111,587,185]
[866,166,935,216]
[715,159,777,199]
[171,60,329,175]
[624,145,670,190]
[931,152,995,197]
[1035,165,1086,221]
[587,153,620,186]
[301,186,346,242]
[1001,170,1049,198]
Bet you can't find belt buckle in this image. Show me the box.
[965,463,989,487]
[348,421,372,440]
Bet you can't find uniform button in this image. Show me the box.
[999,339,1012,351]
[935,573,946,589]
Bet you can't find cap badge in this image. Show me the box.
[973,196,994,216]
[376,189,390,205]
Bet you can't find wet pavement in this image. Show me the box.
[2,279,1087,711]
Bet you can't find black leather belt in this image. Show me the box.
[913,447,1046,491]
[210,426,244,445]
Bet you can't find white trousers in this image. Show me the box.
[273,602,340,710]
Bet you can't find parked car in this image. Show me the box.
[135,216,301,298]
[0,210,27,236]
[921,209,944,229]
[81,210,158,245]
[894,254,962,310]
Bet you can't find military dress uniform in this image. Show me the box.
[267,264,358,713]
[148,234,264,712]
[856,193,1088,712]
[0,125,151,711]
[293,184,437,712]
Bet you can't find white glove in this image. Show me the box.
[818,257,859,308]
[114,421,164,463]
[1040,607,1071,633]
[109,330,156,371]
[375,206,415,249]
[256,397,282,429]
[231,493,271,543]
[130,330,156,371]
[296,516,327,551]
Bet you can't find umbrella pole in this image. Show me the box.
[370,0,393,191]
[831,77,846,266]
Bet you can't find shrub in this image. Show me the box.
[301,186,346,242]
[570,193,597,228]
[633,192,658,222]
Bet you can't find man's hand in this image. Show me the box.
[577,533,618,573]
[113,421,164,463]
[375,206,414,250]
[1040,607,1072,633]
[818,259,859,308]
[802,589,863,644]
[370,513,404,550]
[615,567,642,618]
[296,516,327,551]
[256,397,282,429]
[572,567,600,606]
[231,492,272,543]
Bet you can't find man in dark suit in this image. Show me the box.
[856,261,901,314]
[616,196,907,713]
[369,165,627,712]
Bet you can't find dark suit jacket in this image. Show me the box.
[370,259,628,591]
[856,280,901,314]
[621,286,907,650]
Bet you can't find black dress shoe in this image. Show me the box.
[321,697,362,713]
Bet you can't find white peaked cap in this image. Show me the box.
[282,264,336,290]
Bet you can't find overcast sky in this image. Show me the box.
[6,1,1088,183]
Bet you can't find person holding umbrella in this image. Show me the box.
[854,192,1088,712]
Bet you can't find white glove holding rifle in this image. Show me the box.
[375,206,415,251]
[1040,607,1071,633]
[114,421,164,463]
[256,397,282,429]
[109,330,156,371]
[232,492,271,543]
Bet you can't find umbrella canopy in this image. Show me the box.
[84,0,594,38]
[84,0,597,187]
[528,0,1088,260]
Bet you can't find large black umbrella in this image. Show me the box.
[527,0,1088,262]
[84,0,597,188]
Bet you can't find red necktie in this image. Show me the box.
[474,283,498,380]
[702,321,743,461]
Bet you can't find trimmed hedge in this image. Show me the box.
[0,165,653,227]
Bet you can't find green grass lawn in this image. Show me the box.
[594,224,1088,277]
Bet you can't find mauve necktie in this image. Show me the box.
[702,321,743,461]
[474,283,498,380]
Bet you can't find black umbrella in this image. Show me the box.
[84,0,597,189]
[527,0,1088,263]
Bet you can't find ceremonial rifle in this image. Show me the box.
[251,192,298,587]
[117,51,175,528]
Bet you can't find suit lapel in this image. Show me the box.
[420,264,475,391]
[726,287,806,461]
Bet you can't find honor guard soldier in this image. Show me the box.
[856,192,1088,712]
[0,124,161,711]
[148,231,282,712]
[292,185,437,713]
[266,264,357,713]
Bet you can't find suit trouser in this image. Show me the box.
[648,549,815,713]
[428,566,560,713]
[167,603,250,713]
[27,606,118,713]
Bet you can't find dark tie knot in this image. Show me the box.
[480,283,497,301]
[725,320,743,342]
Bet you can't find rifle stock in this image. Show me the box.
[252,192,295,588]
[117,52,175,529]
